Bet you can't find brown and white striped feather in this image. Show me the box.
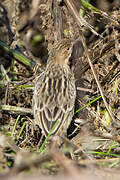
[33,65,76,136]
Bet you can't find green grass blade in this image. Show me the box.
[0,41,35,68]
[38,120,59,153]
[12,114,20,137]
[80,0,101,13]
[86,151,120,158]
[18,121,27,138]
[75,95,102,114]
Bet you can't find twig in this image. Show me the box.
[77,87,94,93]
[0,64,10,82]
[79,32,116,123]
[101,61,119,86]
[6,153,52,175]
[0,105,32,114]
[78,157,120,166]
[65,0,116,123]
[79,36,120,75]
[64,0,101,37]
[114,28,120,63]
[52,151,79,176]
[53,0,63,40]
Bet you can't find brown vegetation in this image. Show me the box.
[0,0,120,179]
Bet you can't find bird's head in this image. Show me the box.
[48,39,73,66]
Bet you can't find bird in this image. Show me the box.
[32,38,76,138]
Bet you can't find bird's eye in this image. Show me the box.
[67,47,70,50]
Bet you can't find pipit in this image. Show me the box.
[32,39,76,138]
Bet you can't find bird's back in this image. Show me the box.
[33,63,76,136]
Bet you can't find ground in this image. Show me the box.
[0,0,120,179]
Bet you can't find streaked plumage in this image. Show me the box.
[32,39,76,136]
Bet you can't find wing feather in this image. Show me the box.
[33,70,76,136]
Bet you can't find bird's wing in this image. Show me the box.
[33,72,76,136]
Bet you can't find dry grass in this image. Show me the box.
[0,0,120,179]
